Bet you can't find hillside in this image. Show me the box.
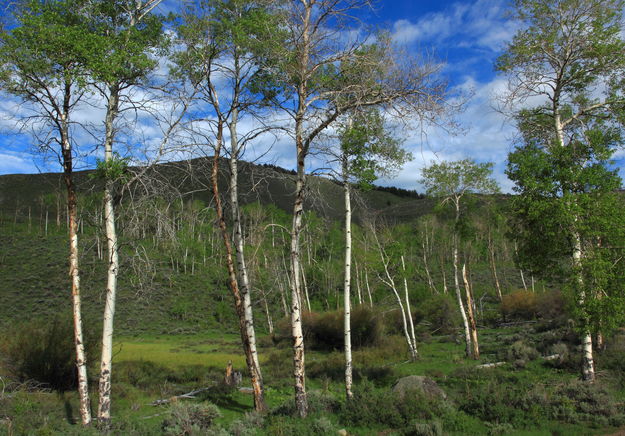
[0,157,427,225]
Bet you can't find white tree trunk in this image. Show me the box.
[556,107,595,382]
[488,232,503,301]
[228,117,265,407]
[62,118,91,426]
[98,84,120,427]
[573,232,595,382]
[365,268,373,307]
[453,202,472,358]
[290,141,308,416]
[343,176,353,399]
[462,263,479,359]
[401,255,417,357]
[375,234,417,361]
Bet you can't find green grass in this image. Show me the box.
[115,334,247,369]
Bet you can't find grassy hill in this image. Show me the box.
[0,157,424,225]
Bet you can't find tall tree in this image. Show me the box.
[261,0,449,416]
[83,0,166,426]
[173,0,280,412]
[334,109,410,399]
[0,0,96,424]
[420,159,499,359]
[497,0,625,381]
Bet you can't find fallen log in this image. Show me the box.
[151,387,212,406]
[476,361,506,369]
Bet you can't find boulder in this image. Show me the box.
[391,375,447,400]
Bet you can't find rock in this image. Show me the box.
[337,429,348,436]
[391,376,447,401]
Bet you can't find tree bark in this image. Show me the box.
[342,169,353,400]
[290,142,308,417]
[60,83,91,425]
[212,121,267,411]
[557,105,595,382]
[488,230,503,301]
[573,232,595,382]
[401,255,418,358]
[462,263,479,359]
[376,234,417,361]
[453,201,472,358]
[228,113,266,411]
[97,84,121,427]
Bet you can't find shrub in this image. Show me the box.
[550,380,625,426]
[272,390,340,416]
[0,315,97,391]
[449,367,625,429]
[263,415,337,436]
[506,340,539,362]
[115,360,171,390]
[417,295,460,335]
[544,342,571,369]
[229,411,264,436]
[341,379,461,432]
[500,290,537,320]
[273,307,382,351]
[162,402,221,436]
[535,290,567,321]
[596,333,625,387]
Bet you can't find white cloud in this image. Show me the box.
[0,150,41,174]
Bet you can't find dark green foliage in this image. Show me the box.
[162,402,221,436]
[535,290,568,323]
[595,332,625,387]
[0,315,97,391]
[450,367,625,429]
[115,361,216,393]
[263,415,338,436]
[306,352,394,384]
[272,390,340,417]
[500,290,537,320]
[506,340,539,363]
[341,379,469,434]
[273,306,382,351]
[417,295,460,334]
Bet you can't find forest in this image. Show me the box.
[0,0,625,435]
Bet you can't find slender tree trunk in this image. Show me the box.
[301,266,311,312]
[342,170,353,400]
[290,142,307,416]
[422,231,436,293]
[462,263,479,359]
[211,121,267,411]
[573,232,595,382]
[228,116,266,411]
[488,231,503,301]
[60,94,91,425]
[514,242,528,291]
[556,107,595,382]
[97,84,120,428]
[376,234,417,361]
[453,202,472,358]
[365,268,373,307]
[401,255,417,358]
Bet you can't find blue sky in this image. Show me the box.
[1,0,614,193]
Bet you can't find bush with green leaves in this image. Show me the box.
[506,340,539,363]
[272,306,382,351]
[500,290,537,321]
[449,367,625,430]
[0,315,97,391]
[162,401,221,436]
[416,295,460,335]
[341,379,468,433]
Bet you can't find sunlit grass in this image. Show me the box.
[114,333,246,369]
